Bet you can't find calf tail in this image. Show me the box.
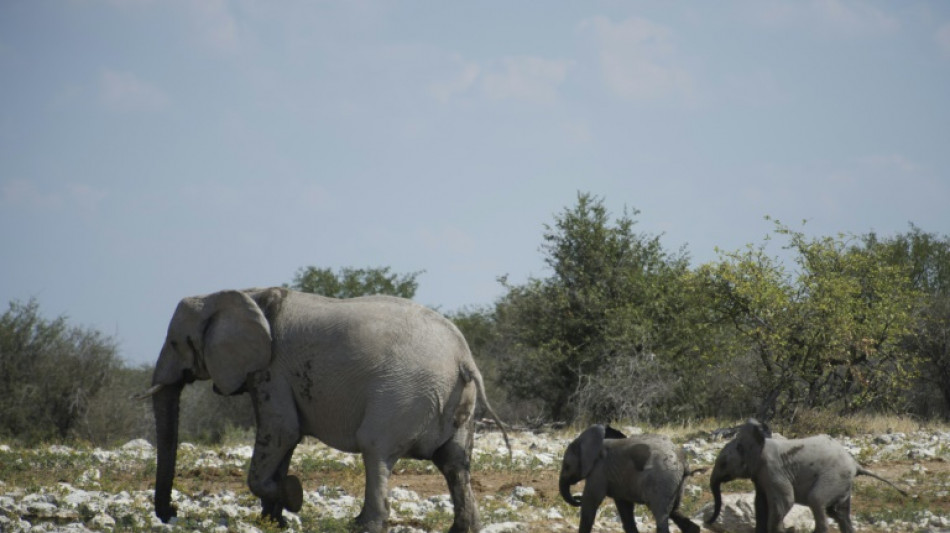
[857,466,908,496]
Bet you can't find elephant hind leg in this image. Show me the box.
[806,497,831,533]
[432,420,479,533]
[827,496,854,533]
[670,509,700,533]
[354,424,401,533]
[355,451,397,533]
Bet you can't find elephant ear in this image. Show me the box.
[605,425,627,440]
[745,418,770,446]
[575,425,607,479]
[201,290,273,396]
[628,443,652,471]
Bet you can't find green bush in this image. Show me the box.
[0,299,122,444]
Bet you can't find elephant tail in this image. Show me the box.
[665,462,690,520]
[462,362,512,461]
[856,466,909,496]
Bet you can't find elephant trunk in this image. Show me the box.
[153,381,184,523]
[559,476,581,507]
[707,470,725,524]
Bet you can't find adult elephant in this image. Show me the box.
[137,287,509,533]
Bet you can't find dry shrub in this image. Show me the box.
[573,352,672,425]
[784,409,921,438]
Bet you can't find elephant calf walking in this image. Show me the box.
[708,418,907,533]
[559,425,701,533]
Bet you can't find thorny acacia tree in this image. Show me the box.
[288,266,423,299]
[0,299,121,442]
[869,226,950,417]
[702,220,919,420]
[495,193,693,422]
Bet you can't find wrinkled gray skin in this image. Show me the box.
[708,419,907,533]
[144,288,509,533]
[559,425,700,533]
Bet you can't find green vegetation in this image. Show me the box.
[455,194,950,426]
[0,300,123,444]
[2,192,949,446]
[287,265,423,299]
[700,220,919,420]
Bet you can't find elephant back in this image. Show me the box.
[606,434,684,504]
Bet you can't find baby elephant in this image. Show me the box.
[708,418,907,533]
[560,425,701,533]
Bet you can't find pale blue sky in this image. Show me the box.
[2,1,949,365]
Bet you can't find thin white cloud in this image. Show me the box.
[1,180,108,213]
[479,56,573,104]
[67,184,109,213]
[419,225,476,257]
[859,153,919,175]
[739,153,943,228]
[429,57,480,103]
[98,69,170,112]
[937,22,950,58]
[94,0,239,53]
[580,16,692,101]
[742,0,899,37]
[184,0,240,54]
[722,71,791,107]
[431,55,571,105]
[812,0,899,35]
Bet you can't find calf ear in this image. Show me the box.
[605,425,627,439]
[629,443,651,471]
[745,418,770,446]
[575,425,607,478]
[751,423,769,446]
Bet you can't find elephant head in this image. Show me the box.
[146,290,273,522]
[707,418,771,525]
[559,425,607,507]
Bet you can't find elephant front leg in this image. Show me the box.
[753,483,768,533]
[578,472,608,533]
[765,484,794,533]
[247,372,303,526]
[614,499,639,533]
[258,448,300,526]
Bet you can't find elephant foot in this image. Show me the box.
[281,475,303,513]
[155,503,177,523]
[671,511,700,533]
[260,499,287,528]
[353,513,385,533]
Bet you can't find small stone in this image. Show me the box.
[90,512,116,529]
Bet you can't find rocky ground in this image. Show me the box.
[1,425,949,532]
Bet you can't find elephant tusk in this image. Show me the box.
[132,383,165,401]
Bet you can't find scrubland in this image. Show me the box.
[2,418,949,532]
